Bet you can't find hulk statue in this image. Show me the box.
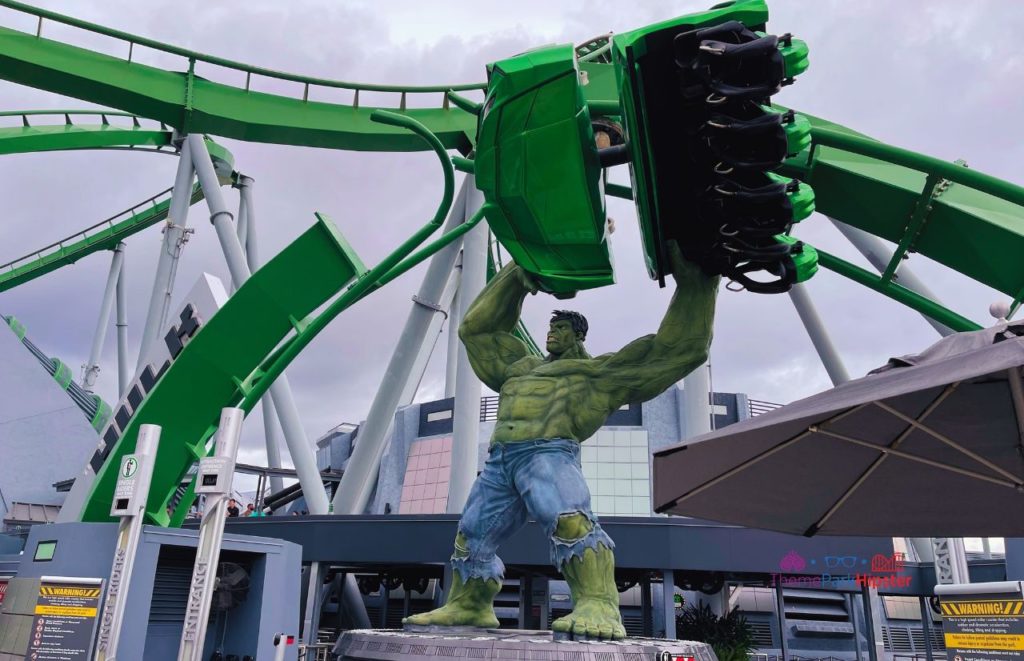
[404,241,719,640]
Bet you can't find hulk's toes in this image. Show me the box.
[402,606,498,629]
[551,601,626,640]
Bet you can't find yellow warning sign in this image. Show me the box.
[945,633,1024,651]
[34,604,99,617]
[942,600,1024,617]
[39,586,101,599]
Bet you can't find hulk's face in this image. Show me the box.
[546,319,579,356]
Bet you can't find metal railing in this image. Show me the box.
[480,395,499,422]
[0,0,486,111]
[0,185,183,272]
[748,398,783,417]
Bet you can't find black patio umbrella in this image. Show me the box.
[653,320,1024,537]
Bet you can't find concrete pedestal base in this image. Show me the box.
[334,628,718,660]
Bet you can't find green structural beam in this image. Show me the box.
[812,247,981,333]
[0,1,485,152]
[82,214,368,524]
[781,116,1024,301]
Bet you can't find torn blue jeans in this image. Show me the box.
[451,438,615,583]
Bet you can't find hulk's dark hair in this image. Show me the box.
[551,310,588,340]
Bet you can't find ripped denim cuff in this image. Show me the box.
[451,554,505,583]
[550,523,615,572]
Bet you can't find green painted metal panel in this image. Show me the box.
[80,215,366,524]
[0,184,204,292]
[781,115,1024,300]
[0,24,477,153]
[477,44,613,295]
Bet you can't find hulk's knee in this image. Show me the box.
[553,512,593,542]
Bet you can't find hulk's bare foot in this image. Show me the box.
[553,543,626,640]
[402,574,500,629]
[552,599,627,640]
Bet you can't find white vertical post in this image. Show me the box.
[95,423,162,661]
[788,283,851,385]
[236,176,285,495]
[444,256,463,399]
[136,138,195,375]
[331,181,470,514]
[82,244,126,391]
[447,183,487,514]
[681,364,712,440]
[830,218,954,336]
[178,408,243,661]
[189,134,329,516]
[115,246,129,398]
[662,570,676,639]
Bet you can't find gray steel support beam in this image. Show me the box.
[830,218,954,336]
[444,255,464,399]
[775,580,790,660]
[399,271,461,407]
[849,593,864,661]
[919,595,934,661]
[341,572,372,629]
[641,578,653,637]
[237,175,285,495]
[236,184,249,251]
[448,183,487,514]
[136,138,195,375]
[115,247,129,398]
[860,584,882,661]
[261,402,286,497]
[662,569,677,639]
[681,364,713,439]
[788,283,851,385]
[332,180,470,514]
[301,561,324,645]
[82,243,126,391]
[188,134,329,517]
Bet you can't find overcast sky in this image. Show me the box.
[1,1,1022,473]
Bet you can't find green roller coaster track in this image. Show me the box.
[0,0,1020,523]
[0,110,239,291]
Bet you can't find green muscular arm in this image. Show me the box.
[596,242,720,405]
[458,262,537,391]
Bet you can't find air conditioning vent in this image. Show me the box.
[883,626,913,653]
[748,619,774,647]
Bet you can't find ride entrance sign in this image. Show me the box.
[936,581,1024,660]
[27,576,104,660]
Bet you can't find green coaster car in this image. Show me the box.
[474,44,613,297]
